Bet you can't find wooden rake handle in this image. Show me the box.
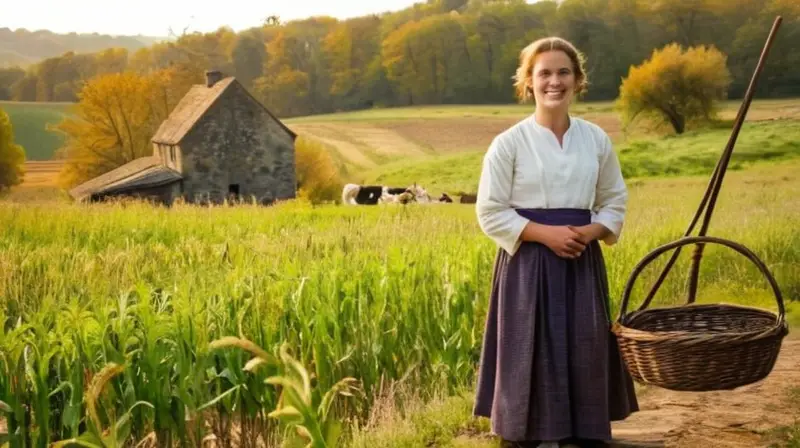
[639,16,784,310]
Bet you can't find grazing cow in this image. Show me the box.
[405,184,431,203]
[343,183,438,205]
[385,187,409,195]
[342,183,384,205]
[392,191,416,204]
[379,186,414,204]
[342,183,360,204]
[460,194,477,204]
[438,193,453,203]
[356,186,384,204]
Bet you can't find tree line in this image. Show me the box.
[0,0,798,118]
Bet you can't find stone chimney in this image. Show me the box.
[205,70,223,87]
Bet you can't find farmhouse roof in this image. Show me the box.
[151,72,297,145]
[68,156,182,201]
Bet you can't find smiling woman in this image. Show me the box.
[514,37,589,113]
[472,36,638,448]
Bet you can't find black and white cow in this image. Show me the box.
[342,183,432,205]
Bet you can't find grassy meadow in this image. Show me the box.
[1,158,799,446]
[360,118,800,195]
[283,98,800,189]
[0,101,73,161]
[1,97,800,446]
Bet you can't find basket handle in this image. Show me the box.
[616,235,785,324]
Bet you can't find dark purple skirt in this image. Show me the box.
[473,208,639,442]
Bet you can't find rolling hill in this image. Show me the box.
[0,27,166,67]
[283,98,800,194]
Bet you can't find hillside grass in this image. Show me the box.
[0,159,798,446]
[0,100,72,160]
[284,98,800,124]
[362,118,800,195]
[291,98,800,189]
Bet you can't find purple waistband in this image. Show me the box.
[515,208,591,226]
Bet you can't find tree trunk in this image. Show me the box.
[669,112,685,134]
[660,105,686,134]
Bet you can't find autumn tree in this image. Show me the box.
[254,28,317,117]
[294,135,344,204]
[617,43,731,134]
[0,106,25,192]
[230,30,266,89]
[382,13,473,105]
[53,70,182,189]
[323,16,383,108]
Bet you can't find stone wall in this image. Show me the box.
[177,82,296,205]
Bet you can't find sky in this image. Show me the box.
[3,0,424,37]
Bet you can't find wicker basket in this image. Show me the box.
[611,235,789,392]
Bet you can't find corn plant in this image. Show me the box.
[51,362,154,448]
[209,337,362,448]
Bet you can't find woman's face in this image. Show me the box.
[531,50,576,113]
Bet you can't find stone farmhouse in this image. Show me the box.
[69,70,297,205]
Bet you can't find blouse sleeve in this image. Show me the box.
[475,136,530,256]
[591,134,628,245]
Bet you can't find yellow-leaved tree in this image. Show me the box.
[0,106,25,192]
[53,69,189,189]
[617,43,731,134]
[294,135,344,205]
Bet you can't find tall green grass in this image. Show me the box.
[0,163,798,446]
[618,119,800,177]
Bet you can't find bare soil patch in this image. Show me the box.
[381,113,626,154]
[611,339,800,447]
[381,117,521,153]
[340,124,428,156]
[290,122,428,167]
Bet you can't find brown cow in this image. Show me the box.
[460,194,477,204]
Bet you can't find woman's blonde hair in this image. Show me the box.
[513,37,588,103]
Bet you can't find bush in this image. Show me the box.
[294,135,344,204]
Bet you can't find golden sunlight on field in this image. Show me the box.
[21,160,64,187]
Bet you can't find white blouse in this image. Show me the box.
[475,114,628,256]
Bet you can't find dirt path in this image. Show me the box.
[611,339,800,447]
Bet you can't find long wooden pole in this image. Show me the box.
[638,16,783,310]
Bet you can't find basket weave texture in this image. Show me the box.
[612,236,789,392]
